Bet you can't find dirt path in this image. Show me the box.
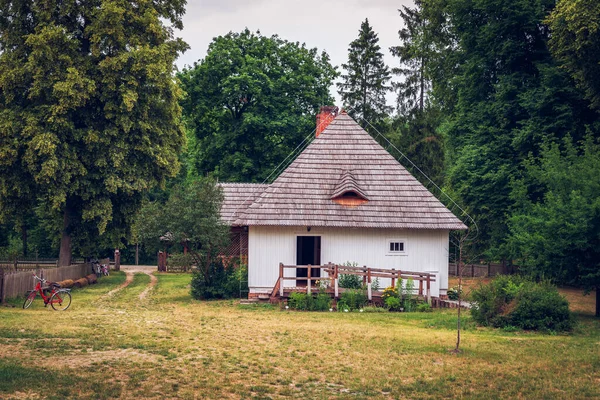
[103,265,157,300]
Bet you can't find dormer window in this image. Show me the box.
[331,170,368,207]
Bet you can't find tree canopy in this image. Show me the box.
[0,0,187,264]
[337,19,392,133]
[179,29,338,183]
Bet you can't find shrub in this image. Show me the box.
[470,275,573,332]
[402,278,415,312]
[288,292,309,311]
[191,258,246,300]
[288,291,331,311]
[384,296,402,311]
[339,288,367,311]
[381,286,399,302]
[339,274,362,289]
[416,302,432,312]
[447,286,462,300]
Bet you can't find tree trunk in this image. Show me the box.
[58,206,72,267]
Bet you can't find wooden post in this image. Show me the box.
[391,268,396,288]
[419,277,424,296]
[334,264,339,298]
[426,275,431,304]
[367,268,372,301]
[114,249,121,272]
[328,263,334,289]
[279,263,284,297]
[135,243,139,266]
[307,264,311,295]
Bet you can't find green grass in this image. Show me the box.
[1,272,599,399]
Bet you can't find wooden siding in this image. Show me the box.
[248,226,449,296]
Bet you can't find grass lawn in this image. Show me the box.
[1,272,599,399]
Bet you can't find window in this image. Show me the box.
[387,239,407,255]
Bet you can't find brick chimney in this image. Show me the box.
[316,106,339,137]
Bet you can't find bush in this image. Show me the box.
[470,275,573,332]
[447,286,462,300]
[288,291,331,311]
[381,286,399,302]
[339,288,367,311]
[416,302,432,312]
[191,259,247,300]
[384,296,402,311]
[338,274,363,289]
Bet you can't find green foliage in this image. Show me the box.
[287,291,331,312]
[190,259,245,300]
[337,19,392,133]
[447,286,462,301]
[381,286,399,302]
[384,296,402,311]
[403,278,416,312]
[416,302,432,313]
[547,0,600,111]
[470,275,574,332]
[339,289,368,311]
[338,274,362,289]
[508,135,600,315]
[179,29,338,183]
[167,253,194,272]
[136,177,229,288]
[0,0,188,262]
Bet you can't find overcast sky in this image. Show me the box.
[174,0,414,107]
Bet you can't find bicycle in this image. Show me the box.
[23,273,72,311]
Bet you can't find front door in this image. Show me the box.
[296,236,321,286]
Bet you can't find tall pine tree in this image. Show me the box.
[337,19,392,132]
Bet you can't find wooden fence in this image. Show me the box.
[0,263,90,302]
[448,262,519,277]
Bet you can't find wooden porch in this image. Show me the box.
[269,263,436,304]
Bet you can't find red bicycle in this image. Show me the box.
[23,273,72,311]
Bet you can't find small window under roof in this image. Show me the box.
[331,170,368,207]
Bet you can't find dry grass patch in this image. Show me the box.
[0,272,598,399]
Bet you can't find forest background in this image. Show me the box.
[0,0,598,305]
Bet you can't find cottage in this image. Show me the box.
[220,109,466,300]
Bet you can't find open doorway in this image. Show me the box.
[296,236,321,286]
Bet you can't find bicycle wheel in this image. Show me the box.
[50,290,71,311]
[23,291,36,309]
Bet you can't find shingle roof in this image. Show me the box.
[219,183,269,224]
[230,113,467,230]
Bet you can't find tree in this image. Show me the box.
[337,19,392,133]
[179,29,338,183]
[508,136,600,317]
[135,178,229,289]
[0,0,187,265]
[547,0,600,112]
[442,0,598,258]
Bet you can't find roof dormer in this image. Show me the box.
[331,170,368,207]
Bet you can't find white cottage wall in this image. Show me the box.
[248,226,450,297]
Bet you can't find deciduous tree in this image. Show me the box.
[0,0,187,265]
[179,29,338,183]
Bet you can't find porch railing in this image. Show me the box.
[272,263,436,303]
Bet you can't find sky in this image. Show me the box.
[174,0,415,107]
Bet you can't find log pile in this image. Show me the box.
[58,273,99,289]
